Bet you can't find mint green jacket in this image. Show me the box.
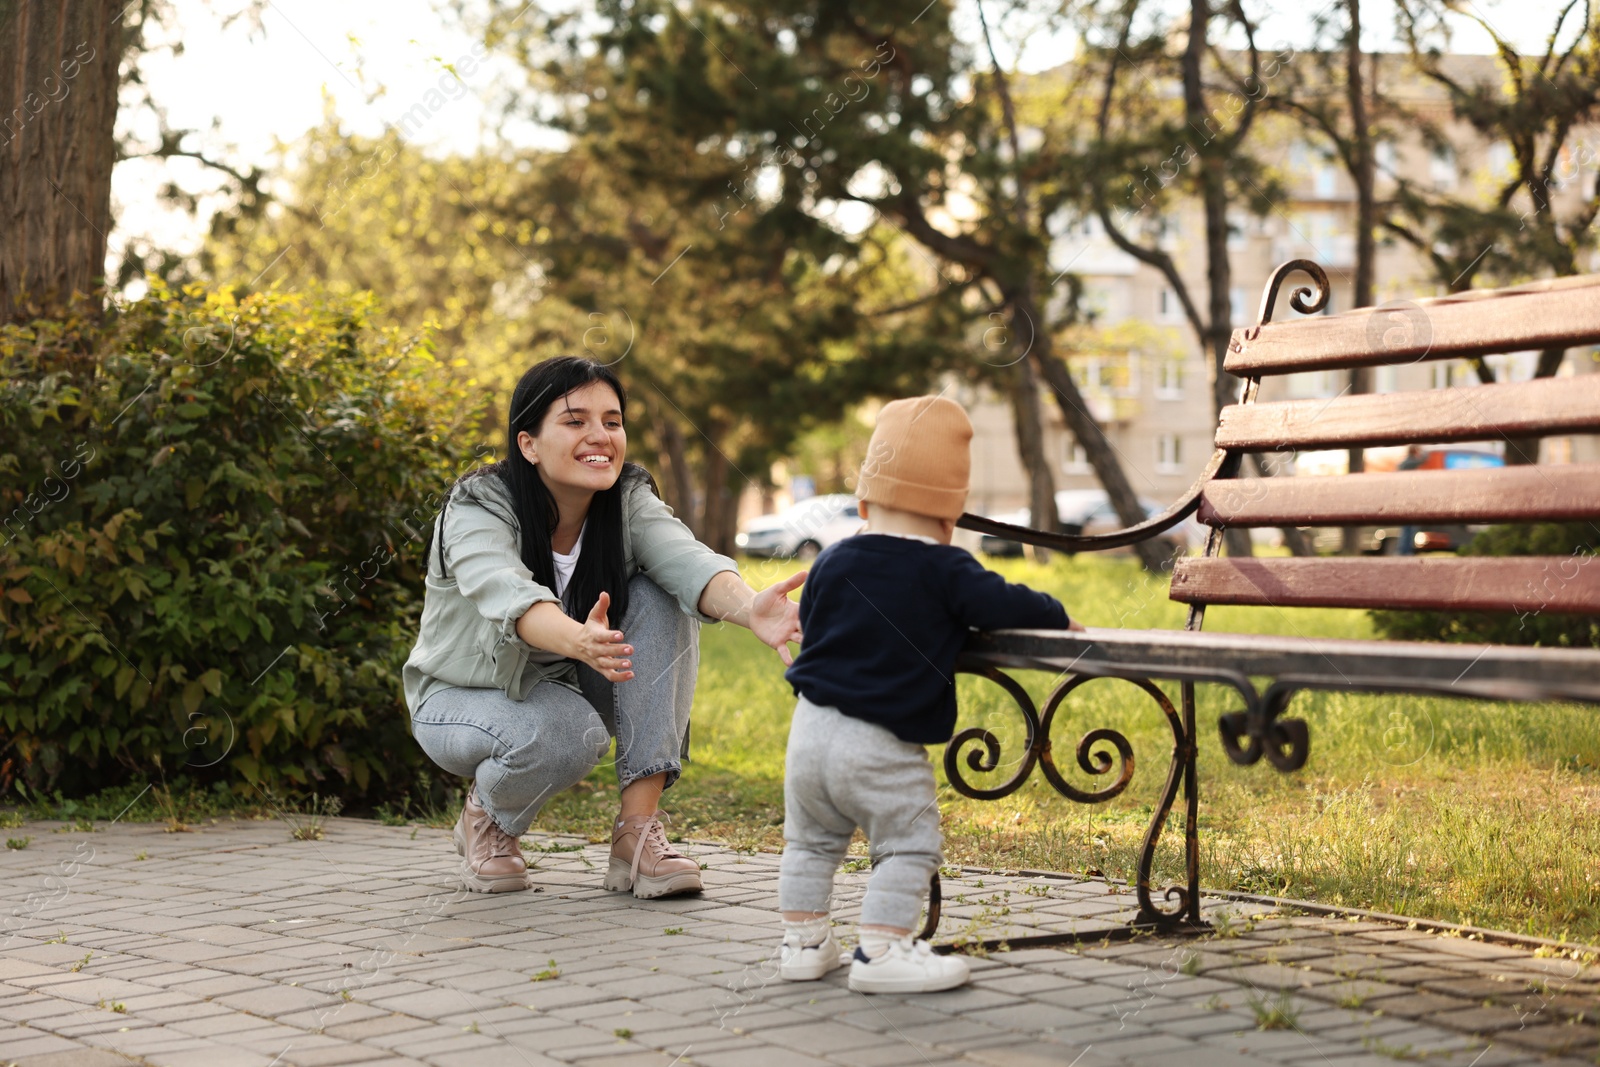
[402,469,738,715]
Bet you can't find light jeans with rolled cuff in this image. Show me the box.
[410,574,697,838]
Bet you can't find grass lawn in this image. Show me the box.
[533,554,1600,946]
[9,553,1594,946]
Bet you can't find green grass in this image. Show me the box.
[7,553,1596,945]
[532,554,1600,946]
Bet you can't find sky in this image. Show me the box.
[110,0,1586,281]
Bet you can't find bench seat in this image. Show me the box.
[943,258,1600,943]
[965,626,1600,709]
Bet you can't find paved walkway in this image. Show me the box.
[1,816,1595,1067]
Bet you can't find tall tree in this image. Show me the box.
[492,0,1173,569]
[1390,0,1600,464]
[203,122,954,554]
[1,1,124,321]
[1265,0,1380,550]
[1078,0,1311,557]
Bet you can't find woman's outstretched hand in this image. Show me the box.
[578,591,635,682]
[749,570,806,666]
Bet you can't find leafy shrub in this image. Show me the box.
[1371,522,1599,648]
[0,283,489,800]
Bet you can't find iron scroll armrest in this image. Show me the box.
[954,448,1240,554]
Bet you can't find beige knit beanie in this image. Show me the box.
[857,396,972,521]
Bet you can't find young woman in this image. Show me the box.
[403,356,804,897]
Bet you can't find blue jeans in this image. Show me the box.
[410,575,698,837]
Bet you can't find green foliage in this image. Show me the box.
[199,115,958,552]
[0,283,489,800]
[1371,523,1600,648]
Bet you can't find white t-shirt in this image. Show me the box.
[552,523,585,597]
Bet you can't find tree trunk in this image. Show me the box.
[1186,0,1251,560]
[651,405,693,518]
[1006,352,1056,564]
[1183,0,1238,420]
[1248,453,1315,556]
[1341,0,1377,554]
[696,423,729,550]
[1014,285,1169,573]
[1505,347,1566,466]
[0,0,123,322]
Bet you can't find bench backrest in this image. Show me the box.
[1170,261,1600,618]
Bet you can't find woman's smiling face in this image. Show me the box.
[518,381,627,496]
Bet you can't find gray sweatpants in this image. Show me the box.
[779,696,943,931]
[410,574,697,838]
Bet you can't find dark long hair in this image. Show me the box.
[433,356,649,624]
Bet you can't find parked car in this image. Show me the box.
[1304,448,1504,554]
[979,490,1203,558]
[735,494,864,560]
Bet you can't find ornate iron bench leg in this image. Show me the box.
[919,872,942,942]
[936,669,1212,952]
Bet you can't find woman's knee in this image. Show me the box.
[485,708,609,814]
[623,573,695,635]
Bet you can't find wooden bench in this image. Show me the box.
[941,259,1600,945]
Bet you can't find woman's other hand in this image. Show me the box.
[749,570,806,666]
[576,591,635,682]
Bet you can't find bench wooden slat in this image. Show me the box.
[1214,374,1600,450]
[1226,274,1600,375]
[1169,557,1600,614]
[1198,464,1600,526]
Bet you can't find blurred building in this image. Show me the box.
[962,52,1600,519]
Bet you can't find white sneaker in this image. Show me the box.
[778,930,845,981]
[848,936,969,994]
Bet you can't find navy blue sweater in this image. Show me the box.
[784,534,1071,744]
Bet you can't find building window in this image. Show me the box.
[1063,438,1090,473]
[1156,361,1184,400]
[1229,288,1247,325]
[1375,140,1397,176]
[1488,141,1513,178]
[1226,212,1247,250]
[1314,163,1338,199]
[1430,361,1455,389]
[1430,146,1456,190]
[1156,433,1183,474]
[1158,286,1181,322]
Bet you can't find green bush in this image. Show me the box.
[0,283,489,800]
[1371,521,1599,648]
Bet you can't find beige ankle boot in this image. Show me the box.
[604,813,702,898]
[451,790,528,893]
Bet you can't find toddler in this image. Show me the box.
[777,396,1079,994]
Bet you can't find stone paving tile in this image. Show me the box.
[3,817,1595,1067]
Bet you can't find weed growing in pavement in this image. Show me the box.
[1247,990,1301,1030]
[274,793,343,841]
[5,837,28,850]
